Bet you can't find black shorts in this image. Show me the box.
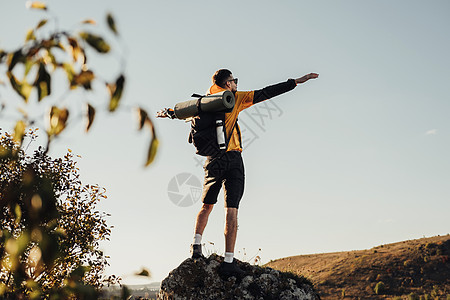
[201,151,245,209]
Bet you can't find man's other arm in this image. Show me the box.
[253,73,319,104]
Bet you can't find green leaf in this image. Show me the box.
[108,75,125,112]
[135,268,151,277]
[7,72,32,102]
[62,63,75,86]
[36,19,48,29]
[79,32,110,53]
[106,13,118,35]
[34,62,51,101]
[25,29,36,42]
[145,136,159,167]
[86,103,95,132]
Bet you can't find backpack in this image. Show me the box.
[188,94,240,157]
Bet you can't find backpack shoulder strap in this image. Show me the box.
[191,93,205,115]
[226,118,241,147]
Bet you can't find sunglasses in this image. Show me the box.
[228,78,238,84]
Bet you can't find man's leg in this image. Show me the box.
[219,152,245,275]
[191,203,214,259]
[224,207,238,253]
[194,203,214,236]
[220,206,244,276]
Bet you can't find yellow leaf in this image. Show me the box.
[21,81,33,101]
[24,59,35,76]
[68,37,83,63]
[82,19,97,25]
[72,70,94,89]
[26,1,47,10]
[25,29,36,42]
[36,19,48,29]
[48,106,69,136]
[62,63,75,86]
[145,136,159,167]
[14,120,26,144]
[76,70,95,83]
[108,75,125,112]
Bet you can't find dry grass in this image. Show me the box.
[265,235,450,299]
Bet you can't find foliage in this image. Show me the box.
[0,1,158,166]
[0,130,118,298]
[374,281,386,295]
[407,292,419,300]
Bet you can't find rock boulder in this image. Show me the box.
[158,254,319,300]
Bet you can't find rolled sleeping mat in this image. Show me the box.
[173,90,235,119]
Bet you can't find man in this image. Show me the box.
[157,69,318,276]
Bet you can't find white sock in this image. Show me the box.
[224,252,234,263]
[193,233,202,245]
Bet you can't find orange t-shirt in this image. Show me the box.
[207,84,255,152]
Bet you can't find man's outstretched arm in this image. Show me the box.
[156,108,176,119]
[253,73,318,104]
[294,73,319,85]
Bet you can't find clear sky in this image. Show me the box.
[1,0,450,284]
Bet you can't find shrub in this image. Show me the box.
[0,131,117,298]
[431,285,439,298]
[408,292,419,300]
[374,281,386,295]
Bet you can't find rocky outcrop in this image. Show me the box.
[158,254,319,300]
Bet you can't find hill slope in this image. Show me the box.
[265,235,450,299]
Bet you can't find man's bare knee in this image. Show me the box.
[225,207,238,215]
[202,203,214,212]
[225,207,238,223]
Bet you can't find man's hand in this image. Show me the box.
[295,73,319,85]
[156,108,176,119]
